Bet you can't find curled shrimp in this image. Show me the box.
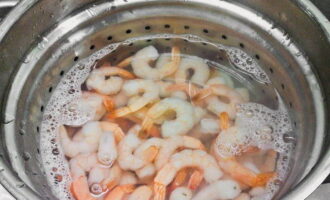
[155,136,205,170]
[120,172,138,185]
[131,46,180,80]
[141,97,195,138]
[117,125,145,170]
[108,79,160,118]
[170,187,193,200]
[166,82,202,99]
[175,56,210,85]
[104,184,135,200]
[128,185,153,200]
[197,84,245,119]
[71,176,97,200]
[59,122,103,158]
[69,153,98,180]
[97,131,117,167]
[192,180,241,200]
[154,149,223,200]
[86,66,135,95]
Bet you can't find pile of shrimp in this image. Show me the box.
[60,45,278,200]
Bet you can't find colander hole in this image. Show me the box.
[73,56,79,62]
[126,29,132,34]
[164,24,171,29]
[289,102,293,108]
[48,87,53,93]
[128,43,133,46]
[255,54,260,60]
[90,45,95,50]
[202,42,207,46]
[184,25,190,30]
[107,36,113,40]
[269,68,274,73]
[112,58,117,62]
[146,39,152,42]
[281,83,285,90]
[239,43,245,48]
[60,70,65,76]
[145,26,151,30]
[203,29,209,33]
[221,35,227,40]
[294,121,297,127]
[37,126,40,133]
[130,51,135,55]
[165,38,171,41]
[262,89,266,94]
[217,55,224,60]
[40,106,44,112]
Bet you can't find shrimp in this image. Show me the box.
[134,138,163,163]
[175,56,210,85]
[100,121,125,143]
[235,193,251,200]
[169,169,189,191]
[141,97,195,138]
[104,184,135,200]
[117,125,145,170]
[86,66,135,95]
[206,73,234,88]
[235,87,250,102]
[136,163,157,181]
[59,122,103,158]
[97,132,117,167]
[71,176,96,200]
[112,91,130,108]
[155,136,205,170]
[192,180,241,200]
[200,118,220,134]
[120,172,138,185]
[154,150,223,200]
[249,186,266,197]
[131,46,180,80]
[187,169,204,190]
[101,164,122,190]
[69,153,98,180]
[108,79,160,118]
[128,185,153,200]
[170,187,193,200]
[117,56,133,68]
[166,82,202,98]
[197,84,245,118]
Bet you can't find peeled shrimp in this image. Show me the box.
[71,176,96,200]
[141,97,195,138]
[207,74,234,88]
[170,187,193,200]
[104,184,135,200]
[192,180,241,200]
[97,131,117,167]
[59,122,103,158]
[86,66,135,95]
[134,138,163,162]
[108,79,160,118]
[131,46,180,80]
[175,56,210,85]
[155,136,205,170]
[120,172,138,185]
[128,185,153,200]
[69,153,98,180]
[200,118,220,134]
[136,163,157,181]
[154,150,223,200]
[235,193,251,200]
[117,125,145,170]
[101,164,122,190]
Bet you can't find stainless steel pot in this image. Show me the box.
[0,0,329,199]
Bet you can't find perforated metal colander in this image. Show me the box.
[0,0,329,199]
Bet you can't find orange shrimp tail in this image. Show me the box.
[103,97,115,112]
[71,176,96,200]
[169,169,188,192]
[193,88,213,102]
[113,118,135,133]
[117,68,136,79]
[143,146,160,163]
[188,170,204,190]
[117,56,132,68]
[154,182,166,200]
[254,172,277,187]
[104,184,135,200]
[162,46,181,77]
[107,107,132,119]
[149,125,161,138]
[139,117,154,139]
[219,112,230,130]
[167,83,201,98]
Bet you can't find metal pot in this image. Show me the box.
[0,0,329,199]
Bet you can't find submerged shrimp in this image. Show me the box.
[192,180,241,200]
[154,150,223,200]
[108,79,160,118]
[86,66,135,95]
[131,46,180,80]
[117,125,145,170]
[104,184,135,200]
[59,122,103,158]
[69,153,98,180]
[175,56,210,85]
[141,97,195,138]
[155,136,205,170]
[71,176,96,200]
[128,185,153,200]
[170,187,193,200]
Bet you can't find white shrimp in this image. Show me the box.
[235,87,250,102]
[128,185,153,200]
[136,163,157,181]
[154,150,223,200]
[112,91,130,108]
[193,106,207,124]
[170,187,193,200]
[120,172,138,185]
[69,153,98,180]
[109,79,160,118]
[175,56,210,85]
[59,122,103,158]
[157,81,173,98]
[117,125,145,170]
[249,187,266,197]
[131,46,180,80]
[207,73,234,88]
[97,131,117,167]
[235,193,251,200]
[141,97,195,138]
[86,67,135,95]
[155,136,205,170]
[134,138,163,162]
[200,118,220,134]
[192,180,241,200]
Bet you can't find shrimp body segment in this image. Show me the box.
[97,131,117,167]
[71,176,97,200]
[142,97,195,138]
[128,185,153,200]
[86,66,135,95]
[154,150,223,200]
[170,187,193,200]
[192,180,241,200]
